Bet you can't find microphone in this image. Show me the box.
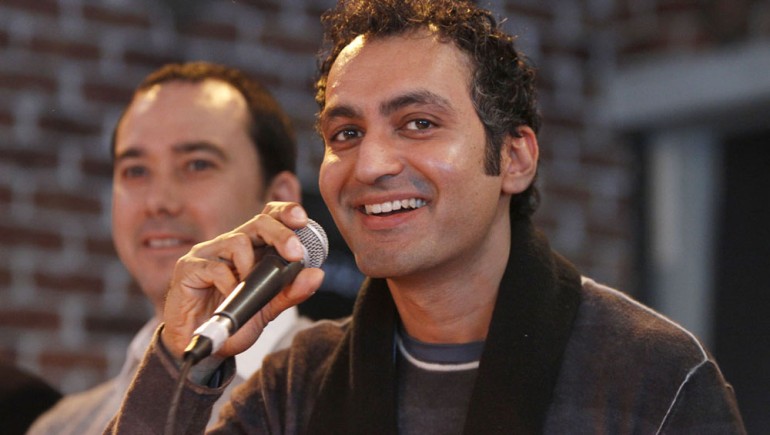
[183,219,328,364]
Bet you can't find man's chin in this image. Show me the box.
[137,278,173,312]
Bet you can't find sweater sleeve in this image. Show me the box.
[105,325,236,435]
[657,359,746,434]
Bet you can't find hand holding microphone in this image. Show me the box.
[185,219,328,364]
[160,208,328,364]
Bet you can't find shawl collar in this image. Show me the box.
[307,216,582,434]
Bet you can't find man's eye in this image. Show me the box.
[186,159,215,171]
[122,165,147,179]
[331,129,362,142]
[404,119,433,130]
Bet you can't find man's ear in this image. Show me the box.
[500,126,539,195]
[264,170,302,203]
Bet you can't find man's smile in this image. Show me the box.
[363,198,427,215]
[140,231,197,250]
[144,237,191,249]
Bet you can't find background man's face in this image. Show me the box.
[112,79,265,311]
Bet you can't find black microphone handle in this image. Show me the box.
[215,248,303,332]
[184,248,303,364]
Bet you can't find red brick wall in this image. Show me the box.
[2,0,767,395]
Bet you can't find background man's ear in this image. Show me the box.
[265,171,302,203]
[500,126,539,195]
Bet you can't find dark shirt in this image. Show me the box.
[396,331,482,434]
[0,361,61,435]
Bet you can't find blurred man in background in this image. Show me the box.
[29,61,314,434]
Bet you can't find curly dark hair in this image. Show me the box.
[315,0,541,216]
[112,61,296,185]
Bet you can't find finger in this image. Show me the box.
[173,254,239,294]
[215,233,257,283]
[261,201,308,229]
[233,213,307,263]
[188,232,257,283]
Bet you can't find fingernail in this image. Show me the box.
[289,237,304,258]
[291,207,307,221]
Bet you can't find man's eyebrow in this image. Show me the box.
[379,90,453,116]
[113,141,228,164]
[172,141,228,161]
[319,105,362,128]
[113,147,143,164]
[319,90,454,128]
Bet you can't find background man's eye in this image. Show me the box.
[188,160,214,171]
[123,166,147,178]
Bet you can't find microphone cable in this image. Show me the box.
[165,353,195,435]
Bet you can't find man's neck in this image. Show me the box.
[387,221,511,345]
[392,286,498,344]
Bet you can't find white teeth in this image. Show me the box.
[147,238,183,248]
[364,198,426,215]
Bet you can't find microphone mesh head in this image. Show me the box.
[295,219,329,268]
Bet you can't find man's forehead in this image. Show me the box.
[334,34,368,70]
[130,79,246,115]
[329,29,470,83]
[196,79,247,111]
[322,30,471,116]
[335,28,444,63]
[115,82,250,159]
[119,79,250,141]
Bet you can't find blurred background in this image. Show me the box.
[0,0,768,431]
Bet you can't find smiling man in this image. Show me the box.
[108,1,745,434]
[30,62,312,435]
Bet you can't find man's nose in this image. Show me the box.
[144,174,184,217]
[353,130,404,185]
